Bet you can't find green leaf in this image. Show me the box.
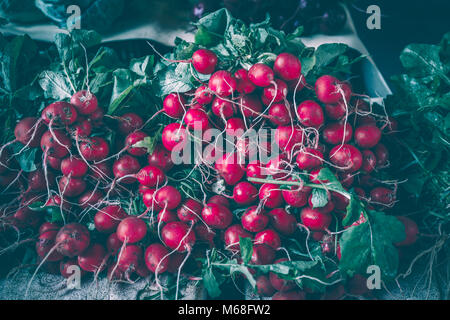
[130,55,154,77]
[28,201,64,223]
[11,143,37,172]
[310,188,329,208]
[400,43,445,78]
[202,267,222,298]
[239,237,253,264]
[38,70,73,100]
[131,136,157,155]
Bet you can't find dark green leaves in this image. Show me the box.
[11,143,37,172]
[310,188,329,208]
[239,237,253,264]
[28,201,64,223]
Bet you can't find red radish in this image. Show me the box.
[177,199,203,224]
[142,189,161,211]
[117,245,142,272]
[28,169,55,191]
[370,187,396,207]
[238,94,263,118]
[250,244,275,265]
[36,230,64,261]
[145,243,170,273]
[71,117,92,137]
[325,102,347,120]
[241,206,269,232]
[282,180,311,208]
[275,126,304,153]
[161,123,188,151]
[46,155,62,170]
[268,103,291,126]
[374,143,389,167]
[263,79,288,103]
[167,252,188,273]
[39,222,60,234]
[40,130,71,158]
[215,153,245,185]
[315,75,350,104]
[158,209,178,224]
[234,68,255,94]
[161,221,196,252]
[136,165,165,187]
[274,53,302,81]
[272,291,306,300]
[297,100,325,128]
[224,224,252,251]
[267,208,297,235]
[256,275,276,297]
[113,155,140,184]
[59,176,86,197]
[207,195,230,208]
[45,195,71,212]
[322,122,353,145]
[163,93,186,119]
[60,258,85,278]
[233,181,258,205]
[14,117,46,147]
[329,144,363,172]
[354,125,381,148]
[246,161,267,181]
[14,207,43,229]
[248,63,274,87]
[359,174,376,189]
[106,233,122,255]
[308,194,335,214]
[89,108,104,124]
[225,118,245,136]
[194,85,213,105]
[195,224,216,246]
[208,70,237,96]
[140,185,150,195]
[201,203,233,229]
[357,115,377,127]
[395,216,419,246]
[125,131,149,156]
[78,243,106,272]
[300,207,332,231]
[338,171,354,188]
[332,191,350,212]
[192,49,217,74]
[61,157,88,177]
[70,90,97,115]
[259,183,284,208]
[118,113,143,135]
[78,190,104,210]
[94,205,127,233]
[184,107,210,131]
[116,217,147,243]
[147,144,174,172]
[269,258,296,291]
[361,150,376,173]
[212,97,236,119]
[296,148,323,170]
[55,223,90,257]
[155,186,181,210]
[41,101,78,125]
[254,229,281,249]
[79,137,110,161]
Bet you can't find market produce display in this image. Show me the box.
[0,8,447,301]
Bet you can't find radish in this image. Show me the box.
[145,243,170,274]
[282,180,311,208]
[322,122,353,145]
[300,207,332,231]
[161,221,196,252]
[142,189,161,211]
[117,245,142,272]
[207,195,230,208]
[147,144,174,172]
[44,156,60,171]
[201,203,233,229]
[60,258,85,278]
[275,126,303,153]
[233,181,258,205]
[78,243,106,272]
[161,123,188,151]
[325,102,346,120]
[41,101,78,126]
[297,100,325,128]
[296,148,323,170]
[272,291,306,300]
[78,190,104,210]
[315,75,350,104]
[94,205,128,233]
[40,130,71,158]
[45,195,71,212]
[184,107,210,131]
[274,53,302,81]
[223,224,252,251]
[338,171,354,188]
[71,117,92,138]
[329,144,363,172]
[248,63,274,87]
[14,206,43,229]
[59,176,86,197]
[370,187,396,207]
[163,93,186,119]
[194,224,216,246]
[234,68,255,94]
[158,209,178,224]
[246,160,267,181]
[28,168,55,191]
[106,233,122,255]
[359,174,376,189]
[55,223,90,257]
[263,79,288,103]
[267,208,297,235]
[241,206,269,233]
[14,117,46,148]
[354,125,381,148]
[208,70,237,96]
[155,186,181,210]
[212,97,236,119]
[136,165,165,187]
[113,155,140,184]
[79,137,110,161]
[70,90,98,115]
[308,194,335,214]
[116,217,147,243]
[215,153,245,185]
[125,131,149,156]
[268,103,291,126]
[361,150,376,173]
[177,199,203,224]
[269,258,296,291]
[36,230,64,262]
[250,244,275,265]
[256,275,276,297]
[117,113,144,135]
[194,85,213,105]
[259,183,284,208]
[192,49,217,74]
[254,229,281,249]
[39,222,60,234]
[225,118,245,136]
[395,216,418,246]
[60,157,88,177]
[374,143,389,167]
[238,94,263,118]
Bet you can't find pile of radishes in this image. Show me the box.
[0,46,420,300]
